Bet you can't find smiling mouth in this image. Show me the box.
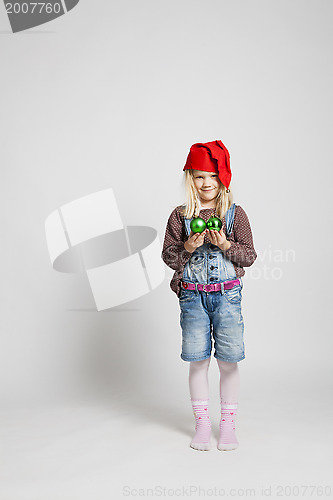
[202,189,214,192]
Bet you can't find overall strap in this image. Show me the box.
[180,204,192,238]
[225,203,236,237]
[184,216,192,237]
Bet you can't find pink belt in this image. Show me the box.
[181,279,241,293]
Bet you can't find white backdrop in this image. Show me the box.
[1,1,332,499]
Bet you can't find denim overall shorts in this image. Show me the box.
[179,203,245,363]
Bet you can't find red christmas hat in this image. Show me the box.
[183,140,231,189]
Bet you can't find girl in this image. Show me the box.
[161,140,257,452]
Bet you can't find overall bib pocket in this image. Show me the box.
[189,253,205,270]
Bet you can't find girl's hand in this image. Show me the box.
[184,230,207,253]
[207,228,228,250]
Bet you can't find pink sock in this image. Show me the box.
[190,399,212,451]
[217,401,239,451]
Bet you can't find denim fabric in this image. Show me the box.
[179,204,245,363]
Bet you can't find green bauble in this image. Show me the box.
[206,216,222,231]
[190,217,206,233]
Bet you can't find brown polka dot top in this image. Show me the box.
[161,204,257,297]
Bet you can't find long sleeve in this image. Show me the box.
[223,205,257,267]
[161,207,192,271]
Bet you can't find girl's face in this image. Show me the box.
[192,170,221,206]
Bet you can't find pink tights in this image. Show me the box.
[189,357,239,403]
[189,357,240,451]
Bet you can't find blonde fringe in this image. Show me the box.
[179,170,233,219]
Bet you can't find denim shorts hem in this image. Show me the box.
[180,353,211,362]
[214,353,246,363]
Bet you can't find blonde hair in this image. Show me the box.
[179,170,233,219]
